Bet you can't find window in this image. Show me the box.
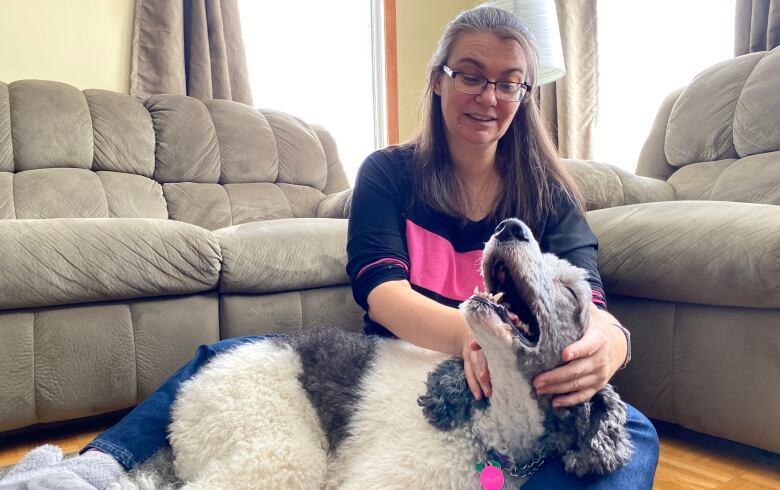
[239,1,385,184]
[595,1,735,172]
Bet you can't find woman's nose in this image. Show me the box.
[475,83,498,106]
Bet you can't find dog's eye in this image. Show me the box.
[563,286,578,302]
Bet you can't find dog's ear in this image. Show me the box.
[556,260,592,327]
[416,358,489,430]
[562,385,633,477]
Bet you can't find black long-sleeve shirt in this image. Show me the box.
[346,146,606,337]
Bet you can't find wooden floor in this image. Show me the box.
[1,418,778,488]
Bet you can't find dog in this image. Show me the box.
[156,218,632,489]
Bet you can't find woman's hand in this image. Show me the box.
[532,304,627,407]
[462,333,492,400]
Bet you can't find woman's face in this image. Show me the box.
[434,31,527,155]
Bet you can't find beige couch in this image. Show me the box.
[564,47,780,453]
[0,79,363,436]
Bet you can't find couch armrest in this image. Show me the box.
[214,218,348,294]
[0,219,221,310]
[563,159,676,211]
[587,201,780,308]
[317,188,352,219]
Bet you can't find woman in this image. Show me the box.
[2,6,657,490]
[346,6,657,488]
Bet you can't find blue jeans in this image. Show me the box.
[84,337,659,488]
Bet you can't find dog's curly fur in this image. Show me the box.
[125,218,631,489]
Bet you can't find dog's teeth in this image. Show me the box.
[492,292,504,303]
[514,320,531,336]
[474,286,480,295]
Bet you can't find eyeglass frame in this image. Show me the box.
[441,65,532,102]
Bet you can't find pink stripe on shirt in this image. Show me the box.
[592,290,606,307]
[357,258,409,279]
[405,219,483,301]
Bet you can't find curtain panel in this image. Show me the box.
[735,0,780,55]
[539,0,598,160]
[130,0,253,105]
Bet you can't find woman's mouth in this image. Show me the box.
[465,113,496,123]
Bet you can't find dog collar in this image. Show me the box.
[483,448,545,480]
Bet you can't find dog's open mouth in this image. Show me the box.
[479,260,540,346]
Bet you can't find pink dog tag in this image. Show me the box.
[479,464,505,490]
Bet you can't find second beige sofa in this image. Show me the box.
[0,79,362,436]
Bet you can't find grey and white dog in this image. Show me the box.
[151,218,632,489]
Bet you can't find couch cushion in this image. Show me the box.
[667,159,736,201]
[263,110,327,190]
[215,218,348,294]
[0,171,14,219]
[14,168,109,219]
[664,52,763,166]
[0,83,12,172]
[733,47,780,157]
[0,218,221,310]
[205,99,278,184]
[587,201,780,309]
[9,80,94,172]
[85,89,156,177]
[146,95,221,184]
[708,152,780,204]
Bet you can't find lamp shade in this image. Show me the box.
[482,0,566,85]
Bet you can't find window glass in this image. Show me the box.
[240,1,380,183]
[595,1,735,171]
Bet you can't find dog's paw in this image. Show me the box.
[417,358,489,430]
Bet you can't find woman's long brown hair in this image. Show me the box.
[404,6,582,235]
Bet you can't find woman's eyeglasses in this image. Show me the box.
[442,65,531,102]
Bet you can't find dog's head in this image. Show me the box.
[421,218,632,475]
[461,218,592,375]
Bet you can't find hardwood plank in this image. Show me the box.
[1,418,779,490]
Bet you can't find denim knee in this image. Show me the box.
[627,404,660,465]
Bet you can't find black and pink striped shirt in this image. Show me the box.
[347,146,607,337]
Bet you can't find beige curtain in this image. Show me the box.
[130,0,253,105]
[735,0,780,55]
[539,0,598,160]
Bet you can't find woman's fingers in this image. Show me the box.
[551,388,599,408]
[538,373,600,397]
[476,358,493,398]
[463,357,483,400]
[561,324,606,362]
[534,357,594,391]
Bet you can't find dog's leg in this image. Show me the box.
[561,385,634,477]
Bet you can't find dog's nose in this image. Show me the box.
[495,219,528,242]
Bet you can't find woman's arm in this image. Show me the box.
[368,279,493,400]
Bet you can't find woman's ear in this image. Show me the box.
[433,73,443,96]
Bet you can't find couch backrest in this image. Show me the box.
[636,46,780,205]
[0,80,350,229]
